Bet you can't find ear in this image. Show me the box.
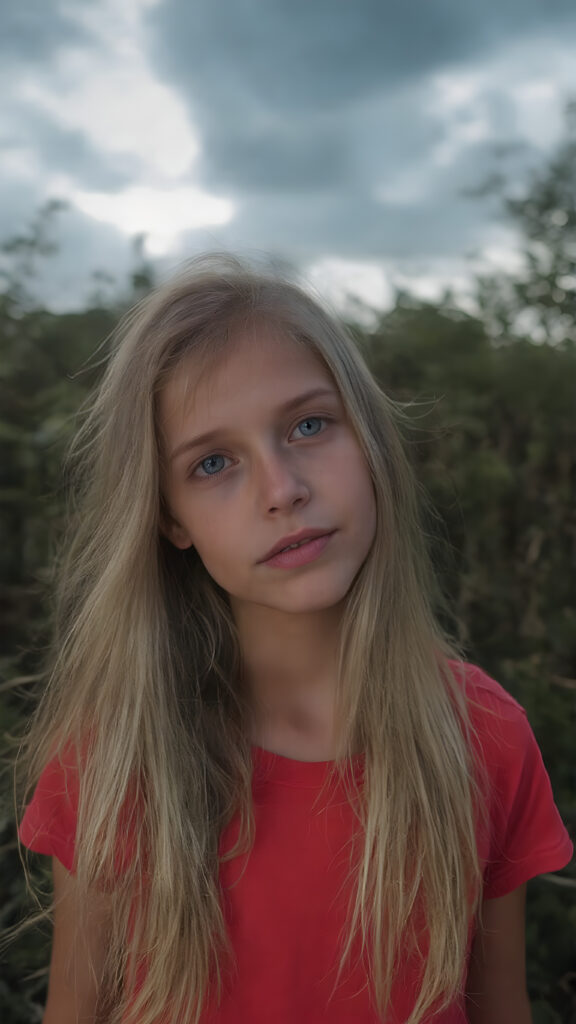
[167,523,194,550]
[160,509,194,550]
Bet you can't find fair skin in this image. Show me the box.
[466,885,532,1023]
[42,326,532,1021]
[159,327,377,759]
[43,858,111,1023]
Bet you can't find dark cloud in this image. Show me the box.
[197,117,353,192]
[178,184,488,266]
[1,0,574,306]
[146,0,576,215]
[1,103,133,191]
[173,84,543,266]
[1,0,96,68]
[149,0,575,115]
[146,0,467,197]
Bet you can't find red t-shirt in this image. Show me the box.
[19,664,573,1022]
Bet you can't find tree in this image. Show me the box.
[474,101,576,345]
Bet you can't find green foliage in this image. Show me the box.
[0,208,156,1021]
[1,129,575,1019]
[475,100,576,345]
[363,298,576,1020]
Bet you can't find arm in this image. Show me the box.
[465,884,532,1024]
[43,857,112,1024]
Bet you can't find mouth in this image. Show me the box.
[260,528,335,563]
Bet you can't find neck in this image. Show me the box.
[231,601,344,760]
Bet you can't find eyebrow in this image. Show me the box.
[169,386,339,463]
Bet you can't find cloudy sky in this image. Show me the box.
[3,0,576,310]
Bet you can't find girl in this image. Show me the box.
[19,255,572,1024]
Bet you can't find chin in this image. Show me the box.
[271,577,354,615]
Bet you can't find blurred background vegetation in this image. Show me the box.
[1,115,575,1022]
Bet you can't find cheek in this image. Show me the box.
[350,460,377,543]
[341,443,375,504]
[189,515,238,578]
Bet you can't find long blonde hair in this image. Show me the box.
[21,255,482,1023]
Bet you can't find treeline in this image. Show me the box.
[1,119,575,1021]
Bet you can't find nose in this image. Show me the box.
[255,447,310,514]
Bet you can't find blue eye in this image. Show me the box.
[295,417,323,437]
[197,454,227,476]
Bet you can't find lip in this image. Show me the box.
[260,528,335,563]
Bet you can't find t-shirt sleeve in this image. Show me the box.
[478,688,573,899]
[19,749,79,873]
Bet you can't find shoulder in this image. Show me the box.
[447,659,532,760]
[19,745,81,872]
[20,742,139,878]
[446,659,548,781]
[447,659,526,721]
[447,660,573,895]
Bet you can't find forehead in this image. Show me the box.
[158,327,336,435]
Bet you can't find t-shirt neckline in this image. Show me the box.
[251,744,364,787]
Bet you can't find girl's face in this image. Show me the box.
[159,328,377,618]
